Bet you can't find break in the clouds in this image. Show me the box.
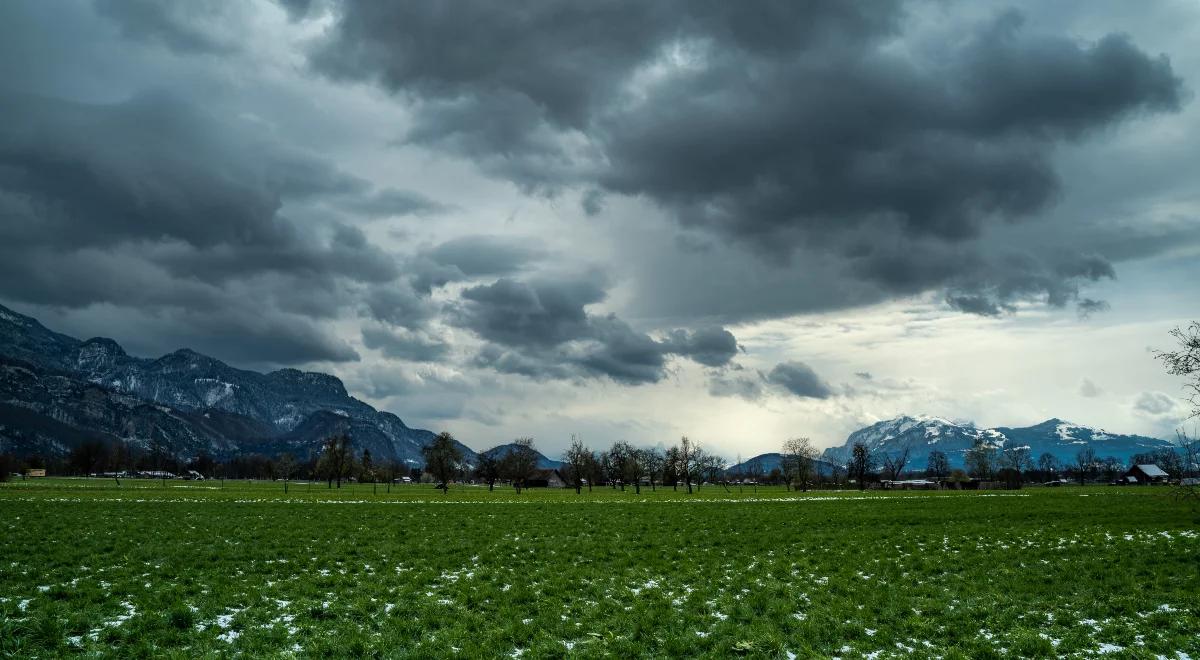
[1,0,1198,455]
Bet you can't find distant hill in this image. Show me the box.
[725,452,840,478]
[0,303,470,465]
[478,442,563,469]
[821,415,1171,471]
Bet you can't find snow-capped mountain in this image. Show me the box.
[821,415,1172,470]
[0,303,466,465]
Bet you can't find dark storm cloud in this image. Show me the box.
[662,327,741,368]
[309,2,1183,314]
[0,90,414,365]
[452,275,740,384]
[766,361,834,399]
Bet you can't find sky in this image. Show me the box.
[2,0,1199,458]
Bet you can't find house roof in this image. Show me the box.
[529,468,564,481]
[1134,464,1168,477]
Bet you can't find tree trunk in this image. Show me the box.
[686,480,692,494]
[635,483,640,495]
[575,484,581,495]
[489,481,495,492]
[284,479,288,494]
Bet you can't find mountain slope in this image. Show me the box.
[0,303,454,464]
[725,452,840,477]
[479,443,563,469]
[821,415,1172,471]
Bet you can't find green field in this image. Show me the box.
[1,480,1196,658]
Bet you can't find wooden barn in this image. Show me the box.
[1125,464,1169,484]
[524,468,567,488]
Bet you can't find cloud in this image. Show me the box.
[427,236,546,278]
[661,327,740,368]
[1078,378,1102,398]
[452,274,739,383]
[1133,390,1179,416]
[93,0,244,55]
[708,373,764,401]
[361,325,449,362]
[0,90,410,366]
[306,3,1182,317]
[766,361,834,399]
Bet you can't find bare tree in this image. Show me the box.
[1037,452,1060,480]
[1175,429,1199,479]
[1156,322,1200,418]
[965,440,997,480]
[848,442,874,490]
[608,441,635,492]
[782,437,818,492]
[677,436,696,494]
[627,447,649,495]
[277,453,296,494]
[999,446,1032,488]
[319,434,354,488]
[502,437,539,494]
[881,443,912,481]
[663,446,680,491]
[563,435,591,494]
[926,450,949,481]
[1073,445,1097,486]
[474,451,502,491]
[422,431,464,494]
[643,448,664,492]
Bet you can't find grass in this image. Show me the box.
[0,479,1197,658]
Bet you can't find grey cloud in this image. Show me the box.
[0,90,413,365]
[1077,298,1111,318]
[362,284,438,330]
[453,275,740,383]
[708,373,764,401]
[93,0,242,55]
[662,327,740,368]
[338,187,450,219]
[309,2,1182,316]
[361,325,449,362]
[428,236,546,278]
[766,361,834,399]
[1079,378,1102,398]
[1133,390,1179,416]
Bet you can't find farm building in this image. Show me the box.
[24,468,46,478]
[1125,464,1169,484]
[525,468,567,488]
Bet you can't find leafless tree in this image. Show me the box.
[563,435,592,494]
[677,436,696,494]
[1155,321,1200,418]
[1073,445,1097,486]
[848,442,874,490]
[422,431,463,494]
[502,437,539,493]
[474,451,502,491]
[643,448,664,492]
[881,443,912,481]
[1037,452,1060,480]
[782,437,818,492]
[965,440,997,479]
[926,450,949,481]
[277,453,296,494]
[319,433,354,488]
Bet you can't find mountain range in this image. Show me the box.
[819,415,1172,470]
[0,303,480,466]
[0,305,1173,472]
